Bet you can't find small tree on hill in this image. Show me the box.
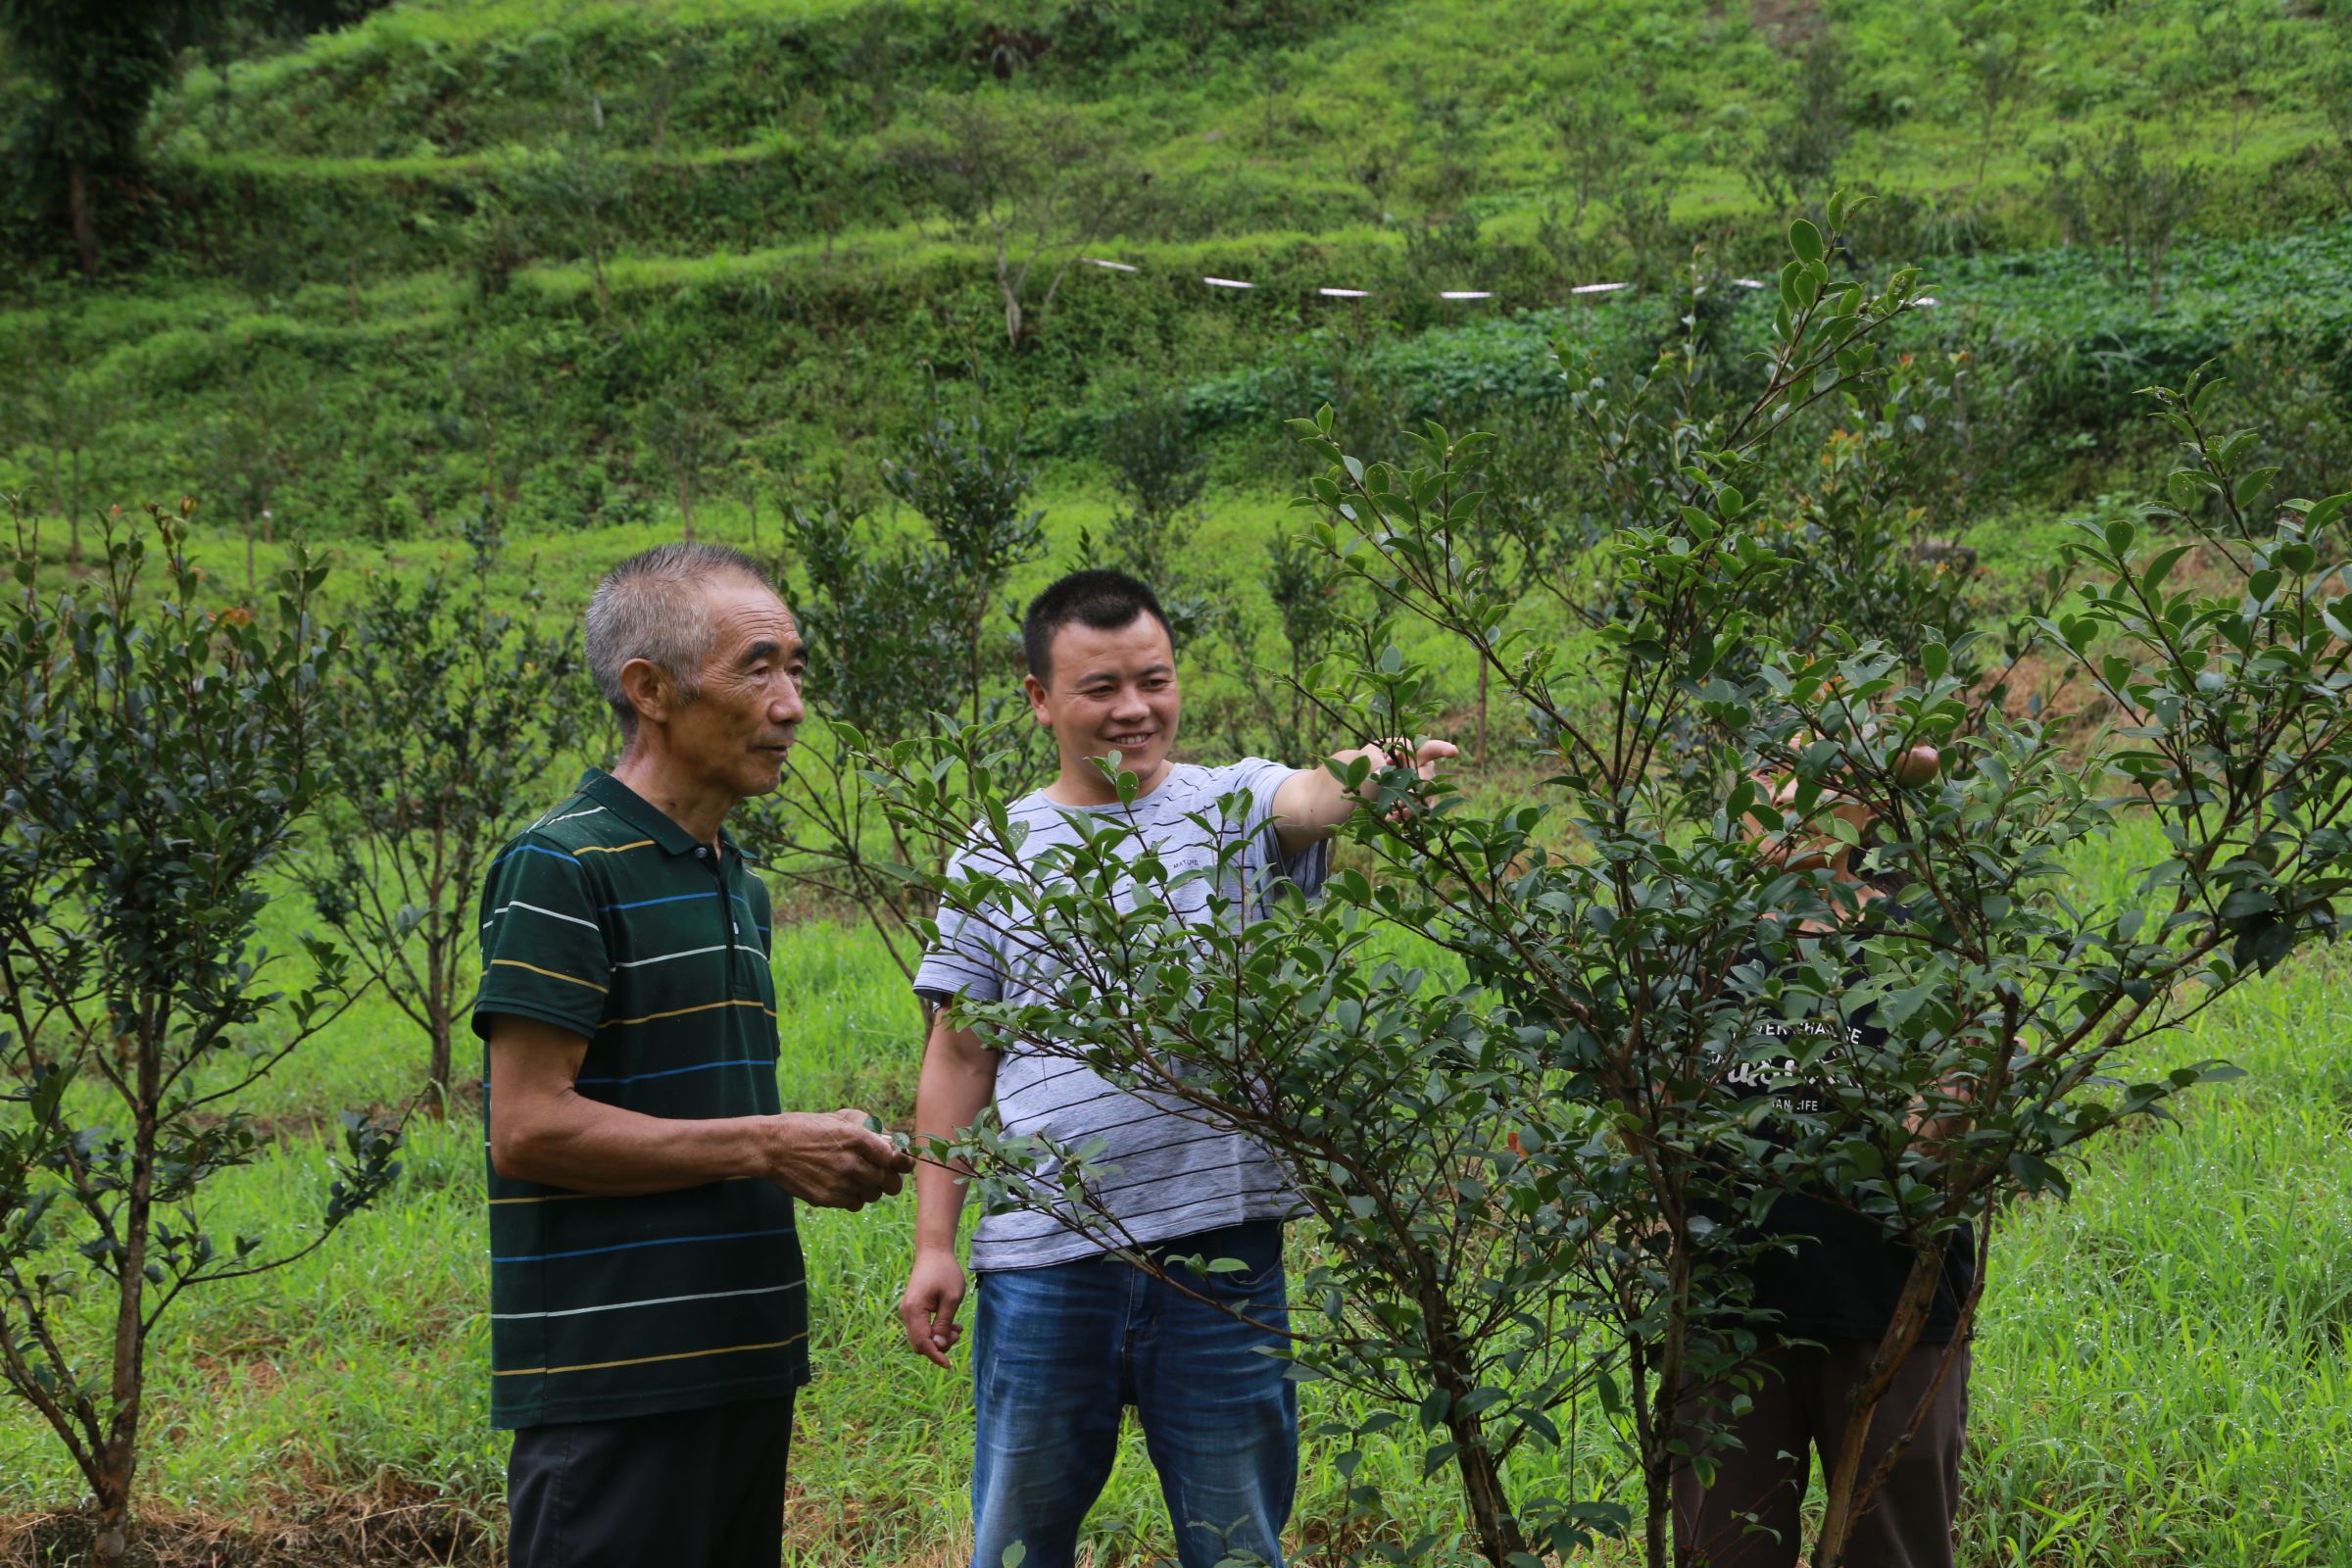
[7,351,120,566]
[295,519,594,1108]
[879,408,1047,716]
[1087,374,1223,644]
[0,500,403,1564]
[889,94,1155,350]
[1550,89,1629,231]
[1739,36,1851,220]
[738,423,1046,969]
[1954,0,2029,185]
[511,125,626,318]
[648,368,736,541]
[2036,126,2204,311]
[0,1,212,278]
[199,357,305,593]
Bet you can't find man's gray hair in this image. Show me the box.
[585,543,771,739]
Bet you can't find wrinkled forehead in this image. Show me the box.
[703,576,801,658]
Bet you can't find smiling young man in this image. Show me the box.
[475,543,914,1568]
[896,569,1452,1568]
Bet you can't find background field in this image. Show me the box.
[3,0,2352,1561]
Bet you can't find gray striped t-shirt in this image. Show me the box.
[913,758,1330,1272]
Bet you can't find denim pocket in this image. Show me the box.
[1172,1220,1287,1305]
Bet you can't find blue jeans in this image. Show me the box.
[968,1220,1298,1568]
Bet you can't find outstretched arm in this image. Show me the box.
[1269,737,1457,857]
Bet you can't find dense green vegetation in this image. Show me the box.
[3,0,2349,544]
[4,0,2352,1562]
[5,841,2350,1566]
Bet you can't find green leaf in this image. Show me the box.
[2140,543,2193,596]
[1789,219,1826,266]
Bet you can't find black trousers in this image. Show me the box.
[1673,1339,1969,1568]
[508,1394,797,1568]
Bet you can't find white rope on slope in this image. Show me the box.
[1065,256,1946,309]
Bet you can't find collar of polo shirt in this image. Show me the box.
[574,767,753,863]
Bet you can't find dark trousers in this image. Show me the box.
[1673,1339,1969,1568]
[509,1394,796,1568]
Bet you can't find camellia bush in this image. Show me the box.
[865,206,2352,1567]
[296,516,592,1107]
[740,413,1047,974]
[0,502,403,1564]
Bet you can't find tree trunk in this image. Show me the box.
[1638,1227,1697,1568]
[1631,1341,1672,1568]
[1448,1410,1530,1564]
[1416,1276,1530,1565]
[1812,1247,1942,1568]
[95,1043,165,1565]
[426,1018,454,1117]
[68,157,98,281]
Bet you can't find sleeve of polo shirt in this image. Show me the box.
[1223,756,1334,900]
[472,836,613,1043]
[911,848,1008,1010]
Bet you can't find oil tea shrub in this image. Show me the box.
[0,502,402,1564]
[866,211,2352,1567]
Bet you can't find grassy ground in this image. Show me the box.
[3,810,2347,1566]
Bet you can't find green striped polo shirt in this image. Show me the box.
[471,767,808,1430]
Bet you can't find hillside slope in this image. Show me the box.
[0,0,2346,542]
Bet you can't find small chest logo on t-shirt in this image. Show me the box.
[1725,1015,1865,1113]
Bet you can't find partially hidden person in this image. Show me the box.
[1675,746,1976,1568]
[896,569,1454,1568]
[476,544,916,1568]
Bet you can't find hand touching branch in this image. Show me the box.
[1272,737,1459,855]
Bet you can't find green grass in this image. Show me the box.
[5,811,2349,1565]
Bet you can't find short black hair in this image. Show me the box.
[1022,569,1173,681]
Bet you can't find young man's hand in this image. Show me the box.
[1272,736,1458,853]
[1337,736,1458,793]
[898,1250,968,1368]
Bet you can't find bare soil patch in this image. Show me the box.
[0,1481,497,1568]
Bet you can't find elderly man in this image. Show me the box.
[475,543,913,1568]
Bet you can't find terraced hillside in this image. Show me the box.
[1,0,2348,543]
